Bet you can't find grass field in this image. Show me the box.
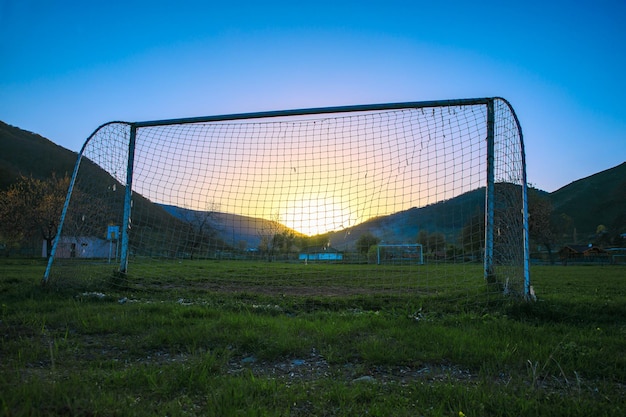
[1,259,625,416]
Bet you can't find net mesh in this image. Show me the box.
[46,99,528,303]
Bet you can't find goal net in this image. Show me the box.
[44,98,531,302]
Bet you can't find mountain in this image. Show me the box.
[160,204,305,249]
[549,162,626,237]
[326,188,485,250]
[0,121,78,189]
[342,161,626,247]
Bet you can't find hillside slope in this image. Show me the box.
[550,162,626,236]
[328,188,485,250]
[160,204,304,249]
[0,121,78,189]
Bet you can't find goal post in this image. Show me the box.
[43,97,531,301]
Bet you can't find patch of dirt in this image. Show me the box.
[226,349,480,387]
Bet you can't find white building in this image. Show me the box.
[49,236,114,259]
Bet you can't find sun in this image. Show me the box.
[281,197,354,236]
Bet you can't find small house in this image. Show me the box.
[607,247,626,264]
[53,236,113,259]
[299,246,343,262]
[558,244,608,263]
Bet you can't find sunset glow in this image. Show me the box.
[280,196,355,236]
[130,106,490,239]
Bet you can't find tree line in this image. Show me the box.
[2,175,615,261]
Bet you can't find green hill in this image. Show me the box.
[0,121,78,189]
[327,188,486,250]
[549,162,626,239]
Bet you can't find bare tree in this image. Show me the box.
[257,211,283,262]
[527,188,557,264]
[181,202,220,259]
[0,174,69,257]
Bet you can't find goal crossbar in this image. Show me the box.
[132,98,496,128]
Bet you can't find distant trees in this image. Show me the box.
[355,232,380,255]
[416,230,446,254]
[272,231,297,255]
[258,219,281,262]
[257,212,298,261]
[298,233,331,250]
[527,188,558,263]
[593,224,612,247]
[459,212,484,258]
[180,202,220,259]
[0,174,69,257]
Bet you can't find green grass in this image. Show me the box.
[1,259,625,416]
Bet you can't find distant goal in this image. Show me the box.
[44,97,531,301]
[377,244,424,265]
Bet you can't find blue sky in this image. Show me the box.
[1,0,624,192]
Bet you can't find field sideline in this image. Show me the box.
[1,259,625,416]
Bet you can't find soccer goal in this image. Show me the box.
[43,97,531,301]
[377,244,424,265]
